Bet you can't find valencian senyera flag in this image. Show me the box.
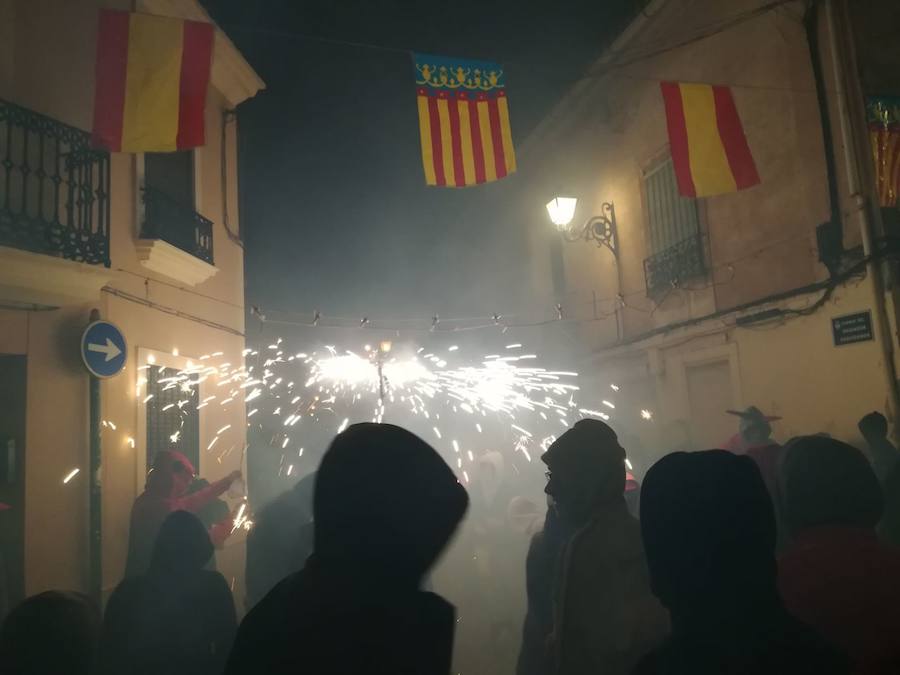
[92,10,214,152]
[414,53,516,187]
[660,82,760,198]
[868,97,900,208]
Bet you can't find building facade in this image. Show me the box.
[521,0,900,473]
[0,0,263,613]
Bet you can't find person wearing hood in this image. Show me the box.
[245,471,317,609]
[635,450,847,675]
[541,419,667,675]
[124,450,241,578]
[224,423,469,675]
[858,412,899,485]
[1,590,101,675]
[101,510,238,675]
[778,436,900,674]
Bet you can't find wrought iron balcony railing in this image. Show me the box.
[643,234,707,296]
[0,99,110,266]
[141,186,214,265]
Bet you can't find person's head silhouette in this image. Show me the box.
[0,591,100,675]
[541,419,625,525]
[150,510,214,574]
[783,436,882,537]
[640,450,777,619]
[859,411,889,444]
[313,423,468,589]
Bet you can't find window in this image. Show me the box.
[145,365,200,471]
[140,150,214,265]
[144,151,194,207]
[642,158,706,294]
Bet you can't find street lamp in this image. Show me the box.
[546,196,619,260]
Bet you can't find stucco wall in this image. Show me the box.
[1,0,252,602]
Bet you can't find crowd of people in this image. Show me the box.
[3,408,900,674]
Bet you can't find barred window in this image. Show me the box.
[644,159,700,254]
[145,365,199,470]
[643,158,706,294]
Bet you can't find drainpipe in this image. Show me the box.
[88,308,102,607]
[824,0,900,428]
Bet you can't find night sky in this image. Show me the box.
[201,0,638,322]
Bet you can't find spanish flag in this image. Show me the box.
[92,10,214,153]
[414,53,516,187]
[661,82,760,198]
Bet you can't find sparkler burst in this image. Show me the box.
[133,337,654,534]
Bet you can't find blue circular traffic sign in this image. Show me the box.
[81,320,127,379]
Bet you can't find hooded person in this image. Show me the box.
[124,451,241,578]
[224,423,469,675]
[858,412,899,484]
[0,591,101,675]
[635,450,847,675]
[540,419,667,675]
[101,510,238,675]
[245,471,317,609]
[778,436,900,674]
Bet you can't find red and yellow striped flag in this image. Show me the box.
[414,54,516,187]
[92,10,214,153]
[660,82,760,198]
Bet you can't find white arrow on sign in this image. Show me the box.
[88,338,122,362]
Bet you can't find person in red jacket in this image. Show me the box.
[779,436,900,674]
[125,450,241,578]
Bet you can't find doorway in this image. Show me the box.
[686,359,735,450]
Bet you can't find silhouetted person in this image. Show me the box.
[779,436,900,674]
[858,412,899,485]
[125,451,240,578]
[880,463,900,548]
[0,590,100,675]
[724,406,780,454]
[517,502,575,675]
[542,419,667,675]
[102,510,238,675]
[245,471,316,609]
[224,423,469,675]
[635,450,847,675]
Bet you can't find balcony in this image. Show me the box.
[643,234,707,296]
[0,99,112,307]
[137,186,217,286]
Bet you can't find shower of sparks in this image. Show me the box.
[641,409,653,420]
[231,502,249,533]
[62,468,80,484]
[136,338,624,495]
[625,458,634,470]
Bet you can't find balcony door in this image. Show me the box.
[144,150,195,208]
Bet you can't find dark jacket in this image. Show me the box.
[553,500,668,675]
[102,511,237,675]
[224,423,469,675]
[517,508,573,675]
[244,472,316,609]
